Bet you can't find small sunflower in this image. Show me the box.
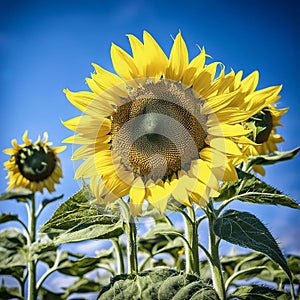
[244,104,288,175]
[4,131,66,193]
[63,31,282,215]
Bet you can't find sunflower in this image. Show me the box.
[243,104,288,175]
[4,131,66,193]
[63,31,282,216]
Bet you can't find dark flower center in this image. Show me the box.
[111,80,207,180]
[16,144,56,182]
[251,108,273,144]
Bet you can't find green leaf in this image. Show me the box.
[98,267,219,300]
[0,229,27,270]
[225,266,269,290]
[214,210,293,283]
[229,285,291,300]
[0,281,23,300]
[0,228,26,249]
[138,223,183,255]
[0,188,33,202]
[40,185,124,244]
[0,213,19,224]
[38,287,64,300]
[215,169,299,209]
[58,256,103,276]
[248,147,300,168]
[41,194,64,210]
[62,277,100,299]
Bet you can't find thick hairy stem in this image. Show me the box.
[112,237,125,274]
[207,207,226,300]
[118,199,138,275]
[27,195,36,300]
[183,206,200,275]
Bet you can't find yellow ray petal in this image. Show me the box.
[240,71,259,93]
[208,137,242,155]
[207,124,251,137]
[127,34,146,76]
[143,31,168,78]
[62,116,111,136]
[111,43,140,80]
[92,63,127,98]
[166,32,188,81]
[129,177,145,216]
[74,157,99,179]
[189,159,219,190]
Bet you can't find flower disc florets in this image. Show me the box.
[111,80,207,181]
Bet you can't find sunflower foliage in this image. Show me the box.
[0,150,300,300]
[0,188,123,300]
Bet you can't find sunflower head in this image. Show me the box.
[3,131,66,193]
[63,31,283,215]
[245,105,288,155]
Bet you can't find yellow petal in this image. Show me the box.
[74,157,98,179]
[127,34,146,76]
[208,137,242,155]
[143,31,168,78]
[3,148,16,155]
[240,71,259,93]
[189,159,219,190]
[147,183,169,213]
[62,116,111,136]
[166,32,188,81]
[200,147,227,168]
[111,43,140,80]
[129,177,145,216]
[92,63,127,98]
[168,178,191,206]
[207,124,251,137]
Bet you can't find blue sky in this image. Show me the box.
[0,0,299,265]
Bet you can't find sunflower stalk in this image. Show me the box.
[206,201,226,300]
[118,198,138,274]
[112,237,125,274]
[27,194,37,300]
[183,205,200,275]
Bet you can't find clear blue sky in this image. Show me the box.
[0,0,299,256]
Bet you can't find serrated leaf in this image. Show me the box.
[0,229,27,270]
[0,229,26,249]
[139,223,183,255]
[248,147,300,168]
[38,287,64,300]
[0,283,23,300]
[0,213,19,224]
[62,277,100,298]
[215,169,299,209]
[0,188,33,202]
[40,185,123,244]
[98,267,219,300]
[229,285,291,299]
[225,266,269,290]
[214,210,293,283]
[57,256,102,276]
[41,194,64,209]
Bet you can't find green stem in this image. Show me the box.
[112,237,125,274]
[118,199,138,274]
[206,202,226,300]
[183,206,200,275]
[27,195,37,300]
[36,250,62,291]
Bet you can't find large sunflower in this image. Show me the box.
[4,131,65,193]
[63,31,282,215]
